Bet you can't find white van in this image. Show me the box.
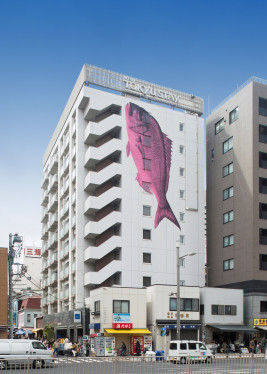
[169,340,213,364]
[0,339,53,369]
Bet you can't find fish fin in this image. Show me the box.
[126,142,131,157]
[163,133,172,193]
[136,174,152,194]
[154,202,180,229]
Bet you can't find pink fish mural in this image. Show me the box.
[125,102,180,230]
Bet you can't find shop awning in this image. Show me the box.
[255,326,267,331]
[105,329,151,334]
[32,328,43,333]
[208,324,255,333]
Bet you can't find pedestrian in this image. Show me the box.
[135,339,141,356]
[120,342,126,356]
[53,339,60,357]
[249,338,254,354]
[86,341,90,357]
[73,342,80,357]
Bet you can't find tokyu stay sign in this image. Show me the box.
[85,65,203,115]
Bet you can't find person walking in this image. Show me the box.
[53,339,60,357]
[135,339,141,356]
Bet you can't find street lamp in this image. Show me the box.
[176,246,196,340]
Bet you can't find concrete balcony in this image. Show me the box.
[48,194,58,213]
[50,251,58,266]
[41,190,49,207]
[48,232,58,249]
[84,138,121,169]
[84,162,122,192]
[84,186,121,215]
[84,260,122,286]
[84,113,122,146]
[49,154,58,174]
[84,211,121,239]
[84,235,121,262]
[48,212,58,231]
[48,174,58,194]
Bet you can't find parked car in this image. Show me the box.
[169,340,214,364]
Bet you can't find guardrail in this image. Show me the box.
[0,354,266,373]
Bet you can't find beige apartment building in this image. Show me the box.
[206,77,267,333]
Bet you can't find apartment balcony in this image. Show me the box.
[84,260,121,286]
[48,174,58,194]
[63,288,69,299]
[71,262,76,273]
[49,154,58,174]
[71,286,76,295]
[61,158,69,177]
[41,173,49,189]
[84,211,121,239]
[48,212,58,231]
[60,179,69,198]
[41,242,48,256]
[63,136,70,155]
[48,194,58,213]
[41,259,48,273]
[84,235,121,262]
[71,238,76,250]
[72,122,76,137]
[50,251,58,266]
[41,207,48,224]
[71,192,76,205]
[41,225,49,240]
[84,138,121,169]
[63,267,69,279]
[60,244,69,260]
[41,190,49,207]
[72,145,76,160]
[84,186,121,215]
[48,232,58,250]
[71,216,76,227]
[84,162,122,192]
[49,272,58,286]
[43,277,49,289]
[72,168,76,182]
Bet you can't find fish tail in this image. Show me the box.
[155,202,181,230]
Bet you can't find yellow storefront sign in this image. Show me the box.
[254,319,267,326]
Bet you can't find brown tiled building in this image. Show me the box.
[0,247,8,338]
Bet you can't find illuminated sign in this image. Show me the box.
[254,319,267,326]
[74,311,81,323]
[24,247,41,257]
[112,323,133,329]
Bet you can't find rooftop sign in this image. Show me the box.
[85,65,203,115]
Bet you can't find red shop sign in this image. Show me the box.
[112,323,133,329]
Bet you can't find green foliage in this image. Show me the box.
[43,323,55,342]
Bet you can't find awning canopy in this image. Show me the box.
[255,326,267,331]
[32,328,43,333]
[105,328,151,334]
[208,324,255,333]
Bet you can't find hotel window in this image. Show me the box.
[180,235,185,244]
[143,135,151,147]
[259,97,267,116]
[223,162,233,177]
[143,205,151,216]
[259,152,267,169]
[223,258,234,271]
[212,305,224,315]
[179,123,184,131]
[143,158,152,170]
[143,276,151,287]
[223,186,233,200]
[113,300,130,313]
[225,305,237,315]
[215,118,224,134]
[223,210,234,224]
[260,301,267,312]
[180,190,185,199]
[143,253,151,263]
[260,177,267,194]
[223,137,233,154]
[260,203,267,219]
[259,124,267,143]
[94,300,100,313]
[179,212,185,222]
[260,229,267,245]
[180,168,185,177]
[229,107,239,124]
[179,145,184,154]
[260,254,267,270]
[143,229,151,240]
[223,234,234,247]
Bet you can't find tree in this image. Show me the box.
[43,324,55,342]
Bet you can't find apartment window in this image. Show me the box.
[143,205,151,216]
[223,210,234,224]
[259,125,267,143]
[180,298,199,312]
[212,305,224,315]
[259,152,267,169]
[180,190,185,199]
[223,137,233,154]
[259,177,267,194]
[223,162,233,177]
[223,234,234,247]
[223,186,234,200]
[180,235,185,244]
[143,276,151,287]
[143,229,151,240]
[179,145,184,154]
[260,203,267,219]
[215,118,224,134]
[180,168,185,177]
[143,158,152,170]
[27,314,31,323]
[179,123,184,131]
[229,107,239,124]
[200,304,204,315]
[260,301,267,312]
[179,212,185,222]
[223,258,234,271]
[94,300,100,313]
[180,280,185,286]
[113,300,129,313]
[259,97,267,116]
[143,135,151,147]
[170,297,177,311]
[143,253,151,263]
[225,305,237,315]
[260,229,267,245]
[260,254,267,270]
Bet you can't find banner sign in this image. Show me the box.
[74,311,81,323]
[254,319,267,326]
[113,313,130,323]
[24,247,41,257]
[112,323,133,329]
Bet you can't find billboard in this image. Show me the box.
[24,247,41,257]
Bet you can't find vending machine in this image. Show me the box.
[131,336,144,355]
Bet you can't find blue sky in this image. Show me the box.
[0,0,266,246]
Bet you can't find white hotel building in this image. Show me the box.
[41,65,205,318]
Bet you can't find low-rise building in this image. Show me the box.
[18,297,42,331]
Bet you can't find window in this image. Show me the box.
[179,258,185,267]
[180,235,185,244]
[225,305,237,315]
[143,229,151,240]
[223,258,234,271]
[142,181,152,193]
[260,301,267,312]
[229,107,239,124]
[259,177,267,194]
[143,253,151,263]
[200,304,204,315]
[143,205,151,216]
[212,305,224,315]
[260,203,267,219]
[32,342,46,350]
[94,300,100,313]
[34,314,37,319]
[143,158,151,170]
[143,135,151,147]
[260,229,267,245]
[223,186,234,200]
[143,276,151,287]
[180,343,187,350]
[259,125,267,143]
[223,234,234,247]
[223,137,233,154]
[223,210,234,224]
[170,342,177,350]
[27,314,31,323]
[179,123,184,131]
[260,254,267,270]
[179,168,185,176]
[259,97,267,116]
[180,280,185,286]
[180,190,185,199]
[180,298,199,311]
[188,343,197,350]
[170,298,177,311]
[113,300,129,313]
[215,118,224,134]
[179,212,185,222]
[259,152,267,169]
[179,145,184,154]
[223,162,233,177]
